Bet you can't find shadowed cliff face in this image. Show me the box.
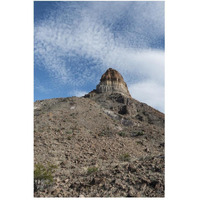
[96,68,131,97]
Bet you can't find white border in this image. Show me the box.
[1,0,200,199]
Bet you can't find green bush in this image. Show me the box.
[136,131,144,136]
[117,132,126,137]
[87,167,98,175]
[65,130,73,134]
[34,163,57,192]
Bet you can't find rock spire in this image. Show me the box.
[96,68,131,97]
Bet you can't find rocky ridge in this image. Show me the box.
[34,68,165,197]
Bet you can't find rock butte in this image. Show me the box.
[87,68,131,97]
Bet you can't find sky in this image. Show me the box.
[34,1,165,112]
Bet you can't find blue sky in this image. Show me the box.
[34,1,165,112]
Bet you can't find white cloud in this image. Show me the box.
[71,90,87,97]
[129,80,164,112]
[35,2,164,84]
[103,48,164,85]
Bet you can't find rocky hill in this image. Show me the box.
[34,68,165,197]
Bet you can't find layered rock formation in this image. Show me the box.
[96,68,131,97]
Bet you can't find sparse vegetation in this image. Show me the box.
[65,130,73,134]
[34,163,57,192]
[137,131,144,136]
[87,167,98,175]
[99,129,110,136]
[131,131,144,137]
[136,141,143,145]
[117,132,126,137]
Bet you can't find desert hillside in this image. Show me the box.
[34,68,164,197]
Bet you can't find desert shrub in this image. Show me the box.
[136,140,143,145]
[70,113,76,117]
[136,131,144,136]
[87,167,98,175]
[65,130,73,134]
[119,153,131,162]
[117,132,126,137]
[98,127,112,137]
[34,163,57,192]
[98,130,109,136]
[131,131,144,137]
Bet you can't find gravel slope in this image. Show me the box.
[34,95,164,197]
